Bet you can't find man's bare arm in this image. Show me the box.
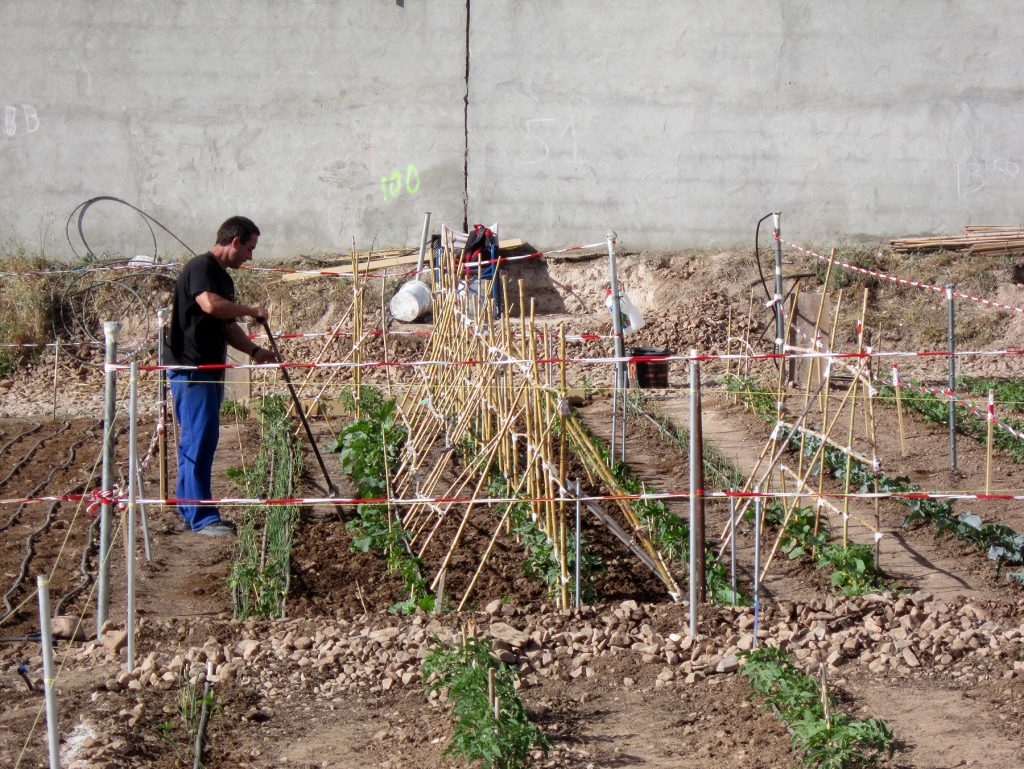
[226,322,277,364]
[195,291,268,322]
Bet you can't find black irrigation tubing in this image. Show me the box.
[0,421,70,489]
[0,426,101,616]
[3,500,60,615]
[52,272,173,367]
[0,422,100,534]
[64,196,197,264]
[0,424,43,464]
[54,515,98,617]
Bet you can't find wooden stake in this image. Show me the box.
[892,365,907,458]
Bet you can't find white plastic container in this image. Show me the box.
[605,289,645,337]
[389,279,432,322]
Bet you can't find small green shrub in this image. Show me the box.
[423,635,549,769]
[333,386,431,614]
[815,543,889,596]
[740,647,894,769]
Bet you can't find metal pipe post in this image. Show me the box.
[946,284,957,470]
[574,479,582,609]
[157,308,169,501]
[37,575,61,769]
[753,493,762,649]
[415,211,432,274]
[126,360,138,672]
[688,349,705,604]
[606,233,624,466]
[97,320,120,636]
[772,213,784,357]
[729,495,737,606]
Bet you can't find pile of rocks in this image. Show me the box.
[50,591,1023,767]
[72,592,1023,703]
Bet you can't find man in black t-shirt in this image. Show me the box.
[163,216,277,535]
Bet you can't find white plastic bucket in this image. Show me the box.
[389,279,432,322]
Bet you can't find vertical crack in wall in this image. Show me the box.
[462,0,471,231]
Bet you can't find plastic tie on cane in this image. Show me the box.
[874,531,884,542]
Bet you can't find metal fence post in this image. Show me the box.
[97,320,120,635]
[947,284,957,470]
[37,575,61,769]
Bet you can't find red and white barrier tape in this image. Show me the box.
[0,263,177,278]
[100,346,1024,375]
[786,240,1024,316]
[8,487,1024,509]
[879,369,1024,441]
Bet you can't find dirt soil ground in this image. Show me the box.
[1,244,1024,768]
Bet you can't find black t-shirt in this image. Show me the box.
[163,252,235,367]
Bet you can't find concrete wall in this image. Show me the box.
[2,1,1023,258]
[469,0,1024,249]
[0,1,467,259]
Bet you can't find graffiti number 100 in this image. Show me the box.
[381,164,420,202]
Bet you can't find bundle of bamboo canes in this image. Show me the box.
[890,225,1024,255]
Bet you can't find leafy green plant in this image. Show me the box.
[333,386,432,614]
[228,395,302,619]
[220,398,249,419]
[816,543,889,595]
[334,386,406,498]
[489,476,603,603]
[880,380,1024,462]
[574,416,748,605]
[958,375,1024,416]
[740,647,894,769]
[729,372,1024,577]
[763,501,832,561]
[577,373,596,400]
[423,635,549,769]
[347,502,436,615]
[150,667,220,767]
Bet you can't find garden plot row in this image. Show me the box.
[0,418,112,634]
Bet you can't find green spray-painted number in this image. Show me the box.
[380,164,420,202]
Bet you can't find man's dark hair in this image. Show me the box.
[216,216,261,246]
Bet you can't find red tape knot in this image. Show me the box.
[85,489,118,517]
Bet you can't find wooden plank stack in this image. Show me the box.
[890,225,1024,256]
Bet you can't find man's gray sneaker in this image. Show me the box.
[196,521,236,537]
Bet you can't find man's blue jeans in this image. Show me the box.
[169,369,224,531]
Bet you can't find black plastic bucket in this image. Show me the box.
[631,347,672,388]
